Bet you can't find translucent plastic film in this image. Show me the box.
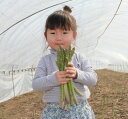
[0,0,128,102]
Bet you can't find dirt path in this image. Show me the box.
[0,69,128,119]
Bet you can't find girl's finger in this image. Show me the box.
[67,62,74,67]
[59,71,67,74]
[65,67,74,72]
[60,82,67,85]
[60,80,67,85]
[65,78,72,81]
[62,78,72,81]
[59,74,67,78]
[66,69,76,75]
[66,70,77,78]
[59,78,72,84]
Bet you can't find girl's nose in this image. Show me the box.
[56,34,62,41]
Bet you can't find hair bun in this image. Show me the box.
[63,5,72,13]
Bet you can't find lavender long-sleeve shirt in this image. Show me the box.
[32,49,98,103]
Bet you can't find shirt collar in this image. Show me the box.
[49,48,57,55]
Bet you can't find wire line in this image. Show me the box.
[0,0,72,35]
[93,0,123,52]
[97,0,123,39]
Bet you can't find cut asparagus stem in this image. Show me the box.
[56,46,83,109]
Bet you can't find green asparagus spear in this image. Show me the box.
[56,45,83,110]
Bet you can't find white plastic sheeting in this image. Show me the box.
[0,70,33,102]
[0,0,128,102]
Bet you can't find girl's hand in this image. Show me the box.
[65,62,77,79]
[55,71,72,85]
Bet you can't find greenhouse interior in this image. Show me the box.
[0,0,128,103]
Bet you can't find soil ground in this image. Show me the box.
[0,69,128,119]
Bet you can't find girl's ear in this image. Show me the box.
[73,31,77,40]
[44,32,47,39]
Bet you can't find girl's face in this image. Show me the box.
[45,28,77,50]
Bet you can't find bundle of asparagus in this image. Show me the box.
[56,46,83,110]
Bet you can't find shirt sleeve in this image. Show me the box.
[32,56,59,92]
[74,53,98,87]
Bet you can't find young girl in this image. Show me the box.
[32,6,98,119]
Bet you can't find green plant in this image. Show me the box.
[56,46,83,110]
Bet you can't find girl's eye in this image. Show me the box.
[50,32,55,34]
[63,32,68,34]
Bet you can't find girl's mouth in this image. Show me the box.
[55,43,64,45]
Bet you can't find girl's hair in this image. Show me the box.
[43,6,77,51]
[44,6,77,32]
